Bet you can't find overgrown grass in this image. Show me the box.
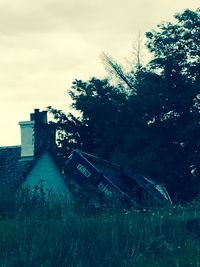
[0,189,200,267]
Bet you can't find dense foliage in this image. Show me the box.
[49,8,200,202]
[146,8,200,81]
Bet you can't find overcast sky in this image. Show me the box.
[0,0,199,146]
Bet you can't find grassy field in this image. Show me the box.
[0,189,200,267]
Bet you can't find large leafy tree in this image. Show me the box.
[143,9,200,200]
[125,69,200,200]
[49,8,200,201]
[48,78,130,159]
[100,8,200,200]
[117,8,199,200]
[146,8,200,82]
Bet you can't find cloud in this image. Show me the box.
[0,0,180,35]
[0,0,200,145]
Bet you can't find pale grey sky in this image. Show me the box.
[0,0,199,146]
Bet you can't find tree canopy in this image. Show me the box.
[146,8,200,82]
[49,8,200,202]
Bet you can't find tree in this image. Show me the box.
[48,78,130,160]
[146,8,200,82]
[126,70,200,200]
[143,8,200,200]
[100,8,200,200]
[50,8,200,201]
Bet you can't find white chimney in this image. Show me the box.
[19,120,35,157]
[19,109,56,158]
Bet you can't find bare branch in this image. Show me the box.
[101,53,137,94]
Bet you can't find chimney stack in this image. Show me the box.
[19,109,56,158]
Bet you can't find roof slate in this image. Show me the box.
[0,146,34,188]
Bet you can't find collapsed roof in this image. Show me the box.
[63,150,172,208]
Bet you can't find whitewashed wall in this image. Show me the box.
[22,151,72,204]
